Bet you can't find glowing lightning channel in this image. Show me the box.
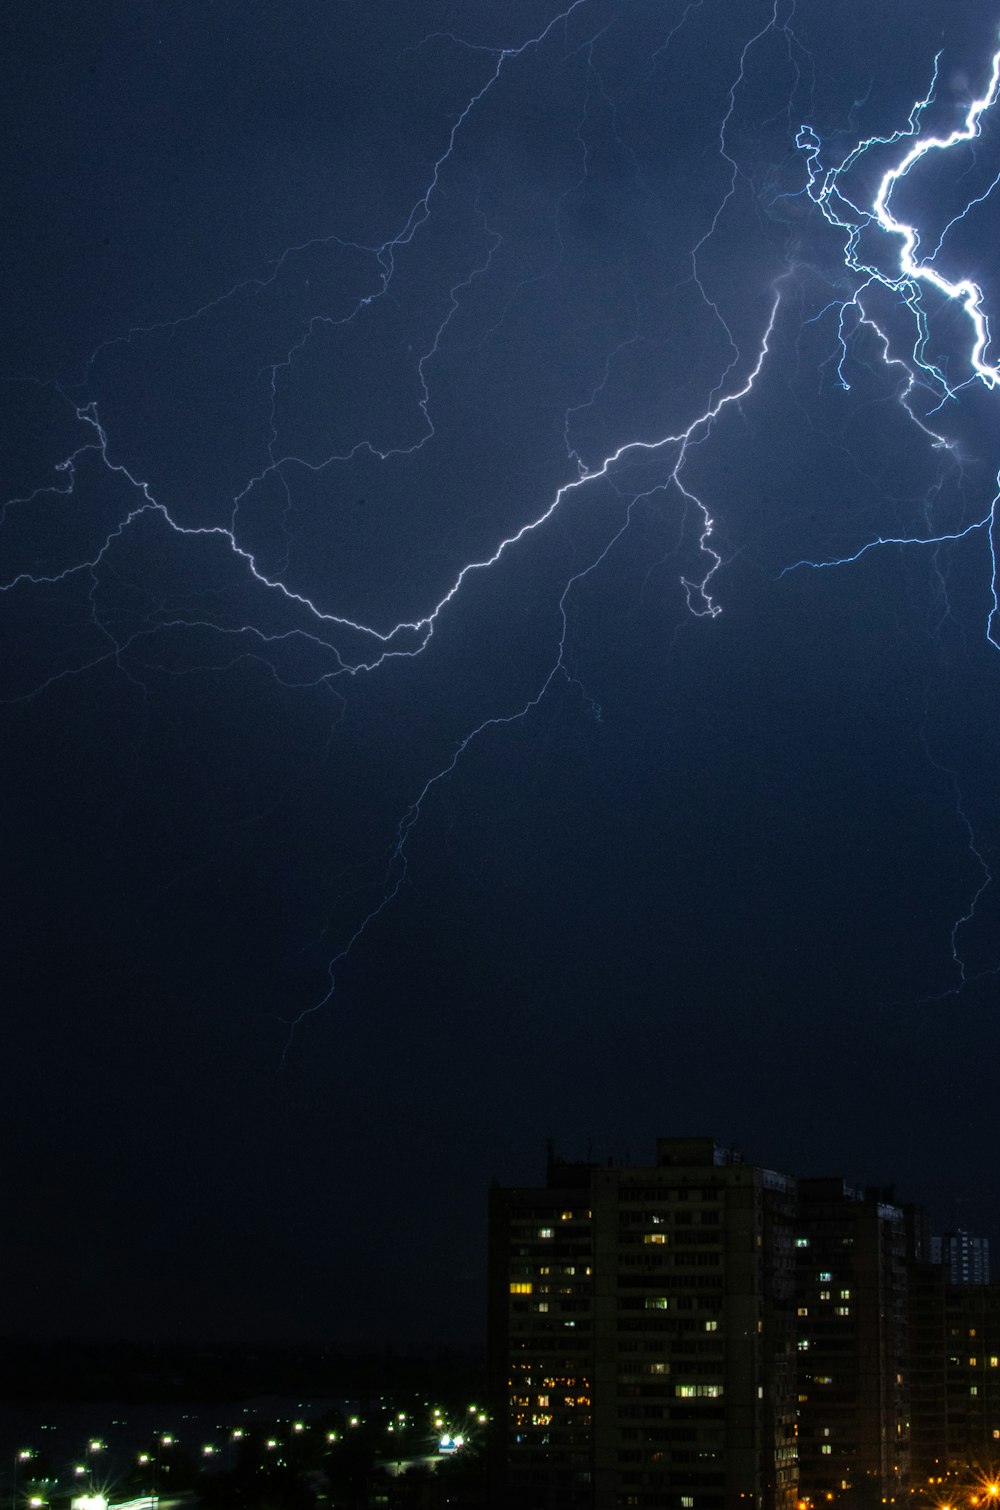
[280,289,784,1053]
[797,39,1000,400]
[786,37,1000,623]
[784,32,1000,993]
[0,0,796,1045]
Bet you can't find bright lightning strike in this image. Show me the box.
[6,2,1000,1033]
[784,29,1000,991]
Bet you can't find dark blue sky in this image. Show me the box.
[3,0,1000,1347]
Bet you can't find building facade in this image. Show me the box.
[931,1231,992,1287]
[793,1180,910,1508]
[488,1138,798,1510]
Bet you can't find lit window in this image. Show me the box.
[795,1238,809,1248]
[797,1308,809,1317]
[704,1320,718,1332]
[971,1357,978,1367]
[645,1297,670,1310]
[644,1233,666,1245]
[535,1303,549,1313]
[648,1364,670,1375]
[840,1288,850,1299]
[819,1271,832,1282]
[798,1341,810,1351]
[537,1395,549,1407]
[821,1445,832,1455]
[681,1499,694,1508]
[510,1282,532,1294]
[991,1357,999,1368]
[560,1211,573,1221]
[538,1228,554,1239]
[819,1290,831,1301]
[675,1385,723,1398]
[835,1307,850,1316]
[971,1386,979,1396]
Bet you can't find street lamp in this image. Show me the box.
[12,1450,33,1510]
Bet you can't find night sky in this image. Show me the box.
[5,0,1000,1349]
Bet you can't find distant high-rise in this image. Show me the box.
[931,1230,991,1286]
[488,1137,799,1510]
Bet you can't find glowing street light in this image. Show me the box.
[13,1454,35,1510]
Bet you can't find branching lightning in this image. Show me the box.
[6,0,1000,1034]
[783,31,1000,989]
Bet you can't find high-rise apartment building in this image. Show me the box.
[907,1260,949,1483]
[488,1138,798,1510]
[942,1282,1000,1471]
[487,1157,596,1510]
[793,1180,909,1508]
[931,1230,992,1286]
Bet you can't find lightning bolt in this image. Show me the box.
[7,1,999,1034]
[783,33,1000,991]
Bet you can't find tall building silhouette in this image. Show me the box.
[793,1179,910,1506]
[488,1138,798,1510]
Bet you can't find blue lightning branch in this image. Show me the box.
[7,1,999,1032]
[782,35,1000,988]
